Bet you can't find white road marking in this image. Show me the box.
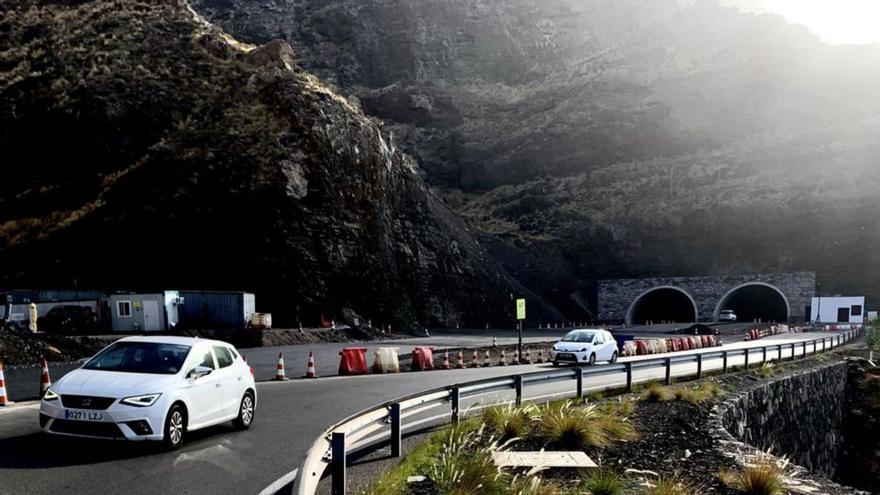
[257,468,298,495]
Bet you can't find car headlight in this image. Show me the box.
[43,388,59,401]
[121,394,162,407]
[579,347,588,352]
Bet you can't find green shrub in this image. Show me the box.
[429,424,512,495]
[510,476,559,495]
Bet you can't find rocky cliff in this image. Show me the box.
[191,0,880,315]
[0,0,561,328]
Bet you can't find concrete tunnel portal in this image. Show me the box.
[626,286,698,326]
[715,282,790,323]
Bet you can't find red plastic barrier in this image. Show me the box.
[338,347,369,375]
[410,347,435,371]
[688,337,698,350]
[677,338,687,351]
[671,339,680,352]
[706,335,715,347]
[700,335,709,348]
[636,340,649,355]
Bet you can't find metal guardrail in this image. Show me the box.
[292,329,862,495]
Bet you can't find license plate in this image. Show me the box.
[64,410,104,421]
[557,353,575,360]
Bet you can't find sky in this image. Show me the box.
[723,0,880,45]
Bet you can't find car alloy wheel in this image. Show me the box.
[588,353,596,366]
[610,352,618,364]
[234,391,255,430]
[164,404,186,450]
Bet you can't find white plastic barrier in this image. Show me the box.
[372,347,400,373]
[623,341,637,357]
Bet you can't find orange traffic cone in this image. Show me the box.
[483,350,492,367]
[441,351,451,370]
[512,351,520,365]
[523,348,532,364]
[305,352,318,378]
[0,362,8,407]
[470,349,479,368]
[39,357,51,397]
[492,337,498,348]
[499,349,507,366]
[455,350,464,369]
[275,352,288,381]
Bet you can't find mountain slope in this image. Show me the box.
[0,0,561,328]
[191,0,880,311]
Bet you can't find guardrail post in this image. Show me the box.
[664,358,672,385]
[390,403,401,458]
[696,354,703,379]
[762,346,767,363]
[515,376,524,406]
[451,387,460,424]
[822,339,826,352]
[776,344,782,361]
[790,343,795,360]
[331,432,347,495]
[625,362,633,392]
[722,351,728,374]
[813,340,817,355]
[575,368,584,400]
[836,335,841,347]
[743,349,749,370]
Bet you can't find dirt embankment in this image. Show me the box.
[0,328,108,365]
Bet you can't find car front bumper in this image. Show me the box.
[40,398,167,441]
[549,350,590,363]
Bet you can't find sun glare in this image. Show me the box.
[753,0,880,45]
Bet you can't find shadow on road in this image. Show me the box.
[0,424,239,469]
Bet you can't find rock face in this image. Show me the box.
[0,0,561,328]
[191,0,880,310]
[722,362,848,478]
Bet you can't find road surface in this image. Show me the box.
[0,331,847,495]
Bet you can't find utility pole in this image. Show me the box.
[515,297,526,359]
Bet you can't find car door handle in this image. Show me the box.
[215,383,222,388]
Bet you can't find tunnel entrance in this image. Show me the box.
[715,283,789,323]
[626,287,698,326]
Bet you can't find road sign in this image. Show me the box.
[516,299,526,320]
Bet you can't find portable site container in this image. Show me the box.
[108,291,180,332]
[178,291,256,329]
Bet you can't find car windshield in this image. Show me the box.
[561,331,595,343]
[83,342,191,374]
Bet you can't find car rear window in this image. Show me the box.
[213,346,234,368]
[84,342,191,374]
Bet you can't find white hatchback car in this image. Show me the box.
[719,310,737,322]
[550,329,619,366]
[40,336,256,449]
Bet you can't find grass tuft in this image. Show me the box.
[643,382,671,402]
[482,403,539,440]
[642,477,698,495]
[719,454,785,495]
[538,401,636,450]
[581,469,625,495]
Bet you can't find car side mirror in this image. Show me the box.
[189,366,213,380]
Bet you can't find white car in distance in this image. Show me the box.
[719,310,738,322]
[40,336,256,449]
[550,329,618,366]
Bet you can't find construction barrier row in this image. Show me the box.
[621,336,723,357]
[0,357,52,407]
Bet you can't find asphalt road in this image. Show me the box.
[0,331,846,495]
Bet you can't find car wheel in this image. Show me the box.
[588,353,596,366]
[610,352,618,364]
[163,404,186,450]
[233,391,255,430]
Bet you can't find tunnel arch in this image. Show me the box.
[714,282,790,323]
[626,286,699,326]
